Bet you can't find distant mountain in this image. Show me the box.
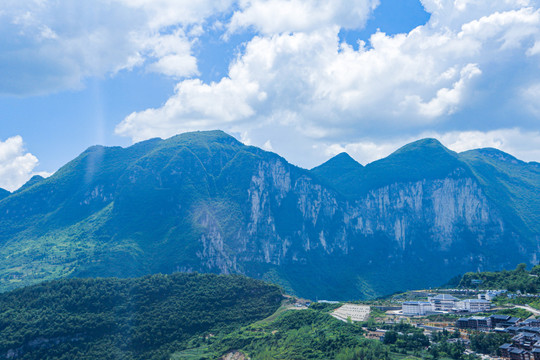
[0,273,282,360]
[0,130,538,299]
[311,152,363,196]
[15,174,45,193]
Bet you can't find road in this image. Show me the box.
[514,304,540,316]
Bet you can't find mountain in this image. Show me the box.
[0,273,282,360]
[0,130,538,299]
[311,152,363,195]
[452,263,540,293]
[14,174,45,193]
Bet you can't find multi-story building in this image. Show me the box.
[457,299,491,312]
[402,301,433,315]
[428,294,460,311]
[456,316,492,331]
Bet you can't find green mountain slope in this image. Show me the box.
[311,152,364,196]
[0,131,538,299]
[313,139,472,198]
[0,273,282,360]
[459,148,540,235]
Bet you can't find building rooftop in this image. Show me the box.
[403,301,431,305]
[432,294,460,301]
[462,299,490,303]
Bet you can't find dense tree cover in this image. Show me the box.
[458,263,540,293]
[381,323,430,352]
[0,273,282,360]
[470,332,512,356]
[428,329,476,360]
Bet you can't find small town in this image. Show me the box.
[314,286,540,360]
[263,277,540,360]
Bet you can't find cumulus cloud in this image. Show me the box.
[227,0,380,34]
[117,0,540,152]
[6,0,539,168]
[0,136,49,192]
[0,0,233,95]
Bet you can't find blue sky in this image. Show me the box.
[0,0,540,191]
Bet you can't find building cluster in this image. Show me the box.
[499,319,540,360]
[402,293,492,315]
[456,314,520,331]
[456,315,540,360]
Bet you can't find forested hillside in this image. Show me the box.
[456,263,540,292]
[0,273,282,360]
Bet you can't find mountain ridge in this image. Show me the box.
[0,130,538,299]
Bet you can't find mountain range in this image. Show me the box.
[0,130,538,299]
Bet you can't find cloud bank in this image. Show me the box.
[113,0,540,166]
[2,0,539,167]
[0,0,235,95]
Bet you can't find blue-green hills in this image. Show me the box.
[0,131,538,299]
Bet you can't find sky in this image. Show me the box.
[1,0,540,191]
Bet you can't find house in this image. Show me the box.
[456,316,492,331]
[501,343,514,358]
[522,319,540,328]
[365,330,387,341]
[509,347,531,360]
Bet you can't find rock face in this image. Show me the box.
[0,131,538,299]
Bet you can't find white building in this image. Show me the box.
[332,304,371,322]
[457,299,491,312]
[428,294,460,311]
[402,301,433,315]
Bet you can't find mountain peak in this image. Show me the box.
[16,175,45,193]
[313,152,362,171]
[310,152,363,195]
[164,130,242,147]
[392,138,450,156]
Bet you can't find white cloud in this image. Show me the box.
[5,1,539,168]
[436,128,540,162]
[228,0,379,34]
[0,0,233,95]
[117,2,540,148]
[0,136,49,192]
